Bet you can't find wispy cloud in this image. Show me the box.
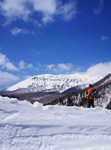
[0,0,77,25]
[0,71,19,86]
[93,0,104,15]
[101,35,109,41]
[25,75,32,79]
[0,52,35,72]
[46,62,111,77]
[46,63,73,73]
[0,0,31,22]
[18,60,34,70]
[18,60,26,70]
[0,53,17,71]
[57,1,77,21]
[32,49,41,57]
[86,62,111,76]
[11,27,35,36]
[27,64,33,69]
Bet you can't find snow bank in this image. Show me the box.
[0,96,111,150]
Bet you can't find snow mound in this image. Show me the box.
[0,96,111,150]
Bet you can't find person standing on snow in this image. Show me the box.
[87,84,95,108]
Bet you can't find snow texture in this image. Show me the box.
[0,96,111,150]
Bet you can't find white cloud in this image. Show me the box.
[32,0,56,24]
[25,75,32,79]
[0,0,77,24]
[0,71,19,85]
[18,60,26,69]
[93,0,104,15]
[0,0,31,22]
[32,49,41,56]
[18,60,34,70]
[11,27,23,35]
[58,63,73,71]
[11,27,35,36]
[0,53,17,71]
[5,62,17,71]
[101,35,109,41]
[47,64,55,70]
[86,62,111,76]
[46,63,73,73]
[27,63,33,69]
[58,1,77,21]
[0,53,34,71]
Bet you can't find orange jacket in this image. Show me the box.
[88,87,93,99]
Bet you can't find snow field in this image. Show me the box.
[0,96,111,150]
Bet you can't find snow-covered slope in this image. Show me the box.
[6,74,102,93]
[0,96,111,150]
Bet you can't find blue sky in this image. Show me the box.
[0,0,111,90]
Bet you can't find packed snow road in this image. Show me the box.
[0,96,111,150]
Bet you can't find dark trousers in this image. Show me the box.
[88,99,95,108]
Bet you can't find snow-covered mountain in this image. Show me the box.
[6,73,102,93]
[2,74,111,109]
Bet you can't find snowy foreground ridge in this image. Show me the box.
[0,96,111,150]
